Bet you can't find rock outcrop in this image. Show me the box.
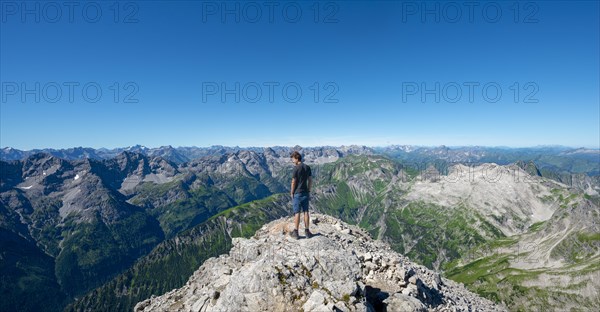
[135,214,505,312]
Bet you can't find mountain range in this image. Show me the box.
[0,145,598,311]
[2,145,598,174]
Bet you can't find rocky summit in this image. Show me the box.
[135,214,505,312]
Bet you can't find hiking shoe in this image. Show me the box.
[304,229,313,238]
[290,229,299,240]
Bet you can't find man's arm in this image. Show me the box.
[308,176,312,193]
[290,178,297,198]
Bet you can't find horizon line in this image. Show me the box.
[2,144,599,151]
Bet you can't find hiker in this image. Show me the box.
[290,151,313,239]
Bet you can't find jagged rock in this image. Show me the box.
[134,214,506,312]
[402,283,419,297]
[397,266,407,281]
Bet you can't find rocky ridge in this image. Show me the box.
[135,214,505,312]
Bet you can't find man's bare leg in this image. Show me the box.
[294,213,300,231]
[304,211,310,230]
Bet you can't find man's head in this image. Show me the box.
[290,151,302,165]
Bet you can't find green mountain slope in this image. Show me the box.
[129,178,235,238]
[0,228,67,312]
[56,207,164,297]
[66,194,292,312]
[445,194,600,311]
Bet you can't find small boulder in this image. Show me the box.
[303,290,328,312]
[383,293,427,312]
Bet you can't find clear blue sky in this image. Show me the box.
[1,0,598,149]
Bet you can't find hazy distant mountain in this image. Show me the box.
[0,145,375,164]
[376,145,599,175]
[3,145,597,178]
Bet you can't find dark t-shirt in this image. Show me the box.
[292,163,312,194]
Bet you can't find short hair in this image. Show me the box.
[290,151,302,161]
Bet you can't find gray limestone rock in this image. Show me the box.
[134,214,507,312]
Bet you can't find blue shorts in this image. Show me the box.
[293,193,310,214]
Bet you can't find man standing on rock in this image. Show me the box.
[290,151,313,239]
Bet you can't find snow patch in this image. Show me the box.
[18,185,33,190]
